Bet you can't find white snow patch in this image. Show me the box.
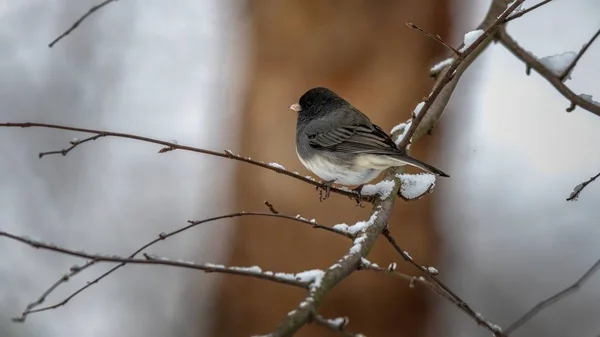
[295,269,325,289]
[397,173,436,199]
[460,29,484,52]
[579,94,600,106]
[361,180,395,200]
[413,101,425,117]
[229,265,262,273]
[430,57,454,74]
[326,317,347,328]
[268,162,285,170]
[538,52,577,80]
[427,266,439,275]
[332,223,349,232]
[349,236,367,254]
[392,120,412,146]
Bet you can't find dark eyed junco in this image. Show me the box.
[290,87,449,200]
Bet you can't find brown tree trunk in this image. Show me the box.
[211,1,451,336]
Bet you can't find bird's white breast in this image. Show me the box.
[296,150,383,186]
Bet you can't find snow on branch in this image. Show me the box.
[5,208,350,322]
[567,171,600,201]
[497,27,600,116]
[3,0,599,336]
[395,0,526,150]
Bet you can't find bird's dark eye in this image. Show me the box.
[305,100,314,108]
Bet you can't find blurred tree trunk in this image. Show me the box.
[211,1,451,336]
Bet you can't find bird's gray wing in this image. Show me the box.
[307,123,399,154]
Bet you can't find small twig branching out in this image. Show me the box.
[496,28,600,117]
[406,22,461,55]
[2,0,600,336]
[48,0,118,48]
[6,210,349,322]
[567,171,600,201]
[503,0,554,23]
[558,28,600,82]
[505,257,600,334]
[0,122,369,202]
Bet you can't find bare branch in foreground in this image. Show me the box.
[567,171,600,201]
[8,210,349,322]
[1,230,309,304]
[48,0,118,48]
[559,28,600,82]
[0,122,368,202]
[505,257,600,334]
[496,28,600,117]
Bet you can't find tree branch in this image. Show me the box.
[559,27,600,82]
[267,2,524,335]
[8,210,349,322]
[503,0,555,23]
[496,28,600,117]
[397,0,525,149]
[567,171,600,201]
[382,230,504,336]
[505,257,600,334]
[1,230,309,301]
[0,122,368,202]
[48,0,119,48]
[406,22,461,56]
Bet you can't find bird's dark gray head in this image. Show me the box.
[290,87,346,124]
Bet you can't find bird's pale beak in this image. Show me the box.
[289,103,302,112]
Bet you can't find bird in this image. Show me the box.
[290,87,449,201]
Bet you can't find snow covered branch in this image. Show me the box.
[396,0,526,149]
[4,209,350,322]
[567,171,600,201]
[3,0,598,336]
[497,27,600,117]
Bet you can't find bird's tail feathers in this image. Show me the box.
[386,154,450,177]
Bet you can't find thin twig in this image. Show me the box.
[1,230,308,311]
[497,28,600,116]
[38,134,106,158]
[559,28,600,82]
[49,0,118,48]
[264,200,279,214]
[406,22,461,55]
[382,230,504,336]
[0,122,368,202]
[567,171,600,201]
[505,257,600,334]
[503,0,555,23]
[397,0,526,149]
[10,211,349,322]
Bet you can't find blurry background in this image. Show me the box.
[0,1,599,337]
